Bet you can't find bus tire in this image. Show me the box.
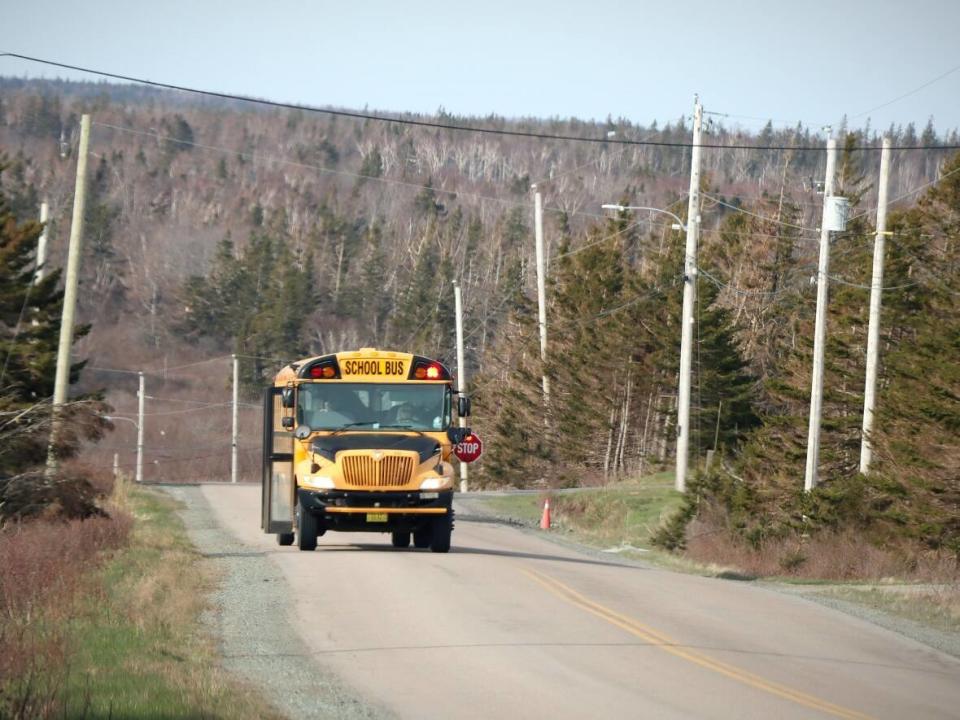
[430,510,453,553]
[277,532,294,546]
[297,508,318,551]
[413,526,432,548]
[391,531,411,548]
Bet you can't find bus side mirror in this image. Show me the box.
[281,387,295,408]
[281,416,295,429]
[457,396,471,417]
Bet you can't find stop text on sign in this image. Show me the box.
[454,433,483,463]
[341,359,406,377]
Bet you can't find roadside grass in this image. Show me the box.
[816,584,960,634]
[473,471,683,552]
[56,483,280,719]
[469,476,960,639]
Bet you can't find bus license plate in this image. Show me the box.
[366,512,388,523]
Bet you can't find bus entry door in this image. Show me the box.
[262,387,294,534]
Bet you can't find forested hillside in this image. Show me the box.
[1,77,957,562]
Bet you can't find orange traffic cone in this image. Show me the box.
[540,498,551,530]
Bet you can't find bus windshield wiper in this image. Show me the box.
[330,421,379,435]
[378,423,429,437]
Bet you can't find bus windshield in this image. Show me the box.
[297,383,452,432]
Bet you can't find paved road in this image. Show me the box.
[199,484,959,719]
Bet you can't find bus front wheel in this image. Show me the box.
[413,525,432,548]
[277,532,294,546]
[297,508,318,551]
[430,510,452,553]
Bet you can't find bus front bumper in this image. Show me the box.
[297,488,452,531]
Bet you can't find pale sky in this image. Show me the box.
[2,0,959,134]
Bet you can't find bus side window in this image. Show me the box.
[273,393,287,432]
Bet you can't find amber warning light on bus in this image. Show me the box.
[409,357,451,381]
[302,356,342,379]
[310,365,337,379]
[454,432,483,463]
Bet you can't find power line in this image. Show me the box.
[138,402,231,418]
[849,161,960,222]
[697,267,805,298]
[530,146,627,187]
[702,193,818,234]
[825,274,921,292]
[704,110,829,130]
[148,354,233,373]
[4,52,958,152]
[92,121,536,216]
[450,211,678,355]
[94,120,638,223]
[850,60,960,120]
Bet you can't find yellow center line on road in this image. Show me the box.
[523,568,876,720]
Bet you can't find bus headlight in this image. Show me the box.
[420,477,446,490]
[302,475,335,489]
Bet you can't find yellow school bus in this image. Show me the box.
[261,348,471,552]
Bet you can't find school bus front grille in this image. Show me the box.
[341,455,416,488]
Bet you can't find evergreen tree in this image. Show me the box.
[83,156,124,309]
[0,160,102,473]
[393,228,440,350]
[547,221,628,475]
[359,146,383,178]
[869,151,960,552]
[179,226,314,392]
[689,279,759,453]
[413,178,444,217]
[473,282,552,487]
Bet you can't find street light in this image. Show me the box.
[601,204,687,232]
[105,414,137,428]
[601,199,701,493]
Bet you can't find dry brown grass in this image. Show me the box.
[0,512,132,718]
[684,512,960,582]
[1,475,279,718]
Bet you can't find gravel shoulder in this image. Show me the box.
[160,484,386,720]
[458,493,960,660]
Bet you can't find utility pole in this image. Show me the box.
[860,136,892,474]
[675,96,703,493]
[532,185,550,407]
[47,114,91,471]
[35,201,49,284]
[136,372,145,484]
[804,136,838,492]
[453,280,468,492]
[232,354,239,483]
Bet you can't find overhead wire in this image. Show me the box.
[702,193,818,234]
[93,121,539,217]
[3,53,958,151]
[849,161,960,222]
[447,207,684,358]
[9,52,960,468]
[136,402,231,418]
[824,274,921,292]
[93,120,644,223]
[703,110,829,129]
[850,60,960,120]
